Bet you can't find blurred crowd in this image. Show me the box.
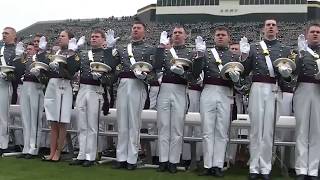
[17,16,307,49]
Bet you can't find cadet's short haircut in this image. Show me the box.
[263,18,277,26]
[305,22,320,33]
[34,33,42,38]
[63,30,74,39]
[133,20,146,29]
[213,26,230,36]
[92,29,106,39]
[3,27,16,34]
[173,24,188,34]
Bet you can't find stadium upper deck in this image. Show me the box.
[154,0,308,22]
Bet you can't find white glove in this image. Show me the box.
[30,68,40,77]
[170,65,184,75]
[133,69,147,80]
[160,31,170,45]
[278,64,292,78]
[298,34,308,52]
[68,38,78,51]
[239,36,250,54]
[228,70,240,82]
[195,36,206,52]
[77,36,86,48]
[49,61,59,71]
[105,29,119,48]
[15,42,25,56]
[0,72,7,80]
[92,72,102,80]
[39,36,47,50]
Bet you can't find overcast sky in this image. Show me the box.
[0,0,155,32]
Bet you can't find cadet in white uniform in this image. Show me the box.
[18,41,49,159]
[0,27,25,153]
[294,23,320,180]
[112,21,156,170]
[69,29,115,167]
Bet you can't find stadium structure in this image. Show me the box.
[16,0,319,47]
[137,0,320,22]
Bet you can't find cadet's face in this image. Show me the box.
[263,20,278,39]
[230,44,240,54]
[306,26,320,45]
[172,27,187,46]
[26,45,36,57]
[2,28,16,44]
[90,33,104,48]
[33,37,40,50]
[214,30,230,47]
[58,31,69,47]
[131,24,145,41]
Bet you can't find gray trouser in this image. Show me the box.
[0,79,12,149]
[76,84,104,161]
[20,82,44,155]
[158,83,187,164]
[201,85,232,168]
[249,82,277,174]
[116,78,147,164]
[294,83,320,176]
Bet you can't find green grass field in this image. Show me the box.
[0,157,294,180]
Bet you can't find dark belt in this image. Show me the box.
[23,75,39,83]
[162,75,187,85]
[298,75,320,84]
[252,75,276,84]
[80,78,100,86]
[280,86,293,93]
[50,74,71,80]
[150,80,160,86]
[118,71,136,79]
[203,77,232,87]
[188,84,202,91]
